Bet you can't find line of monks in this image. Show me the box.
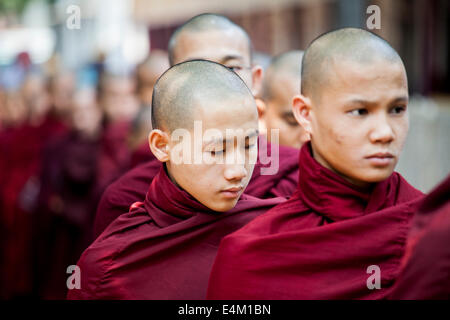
[1,13,449,300]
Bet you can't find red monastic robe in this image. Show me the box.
[0,115,67,298]
[68,166,284,299]
[32,131,101,299]
[389,174,450,299]
[96,120,132,190]
[93,136,299,238]
[207,142,424,300]
[130,141,155,169]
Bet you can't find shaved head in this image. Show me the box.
[301,27,404,103]
[262,50,306,148]
[139,50,169,71]
[151,59,253,132]
[168,13,252,66]
[262,50,304,101]
[137,50,169,84]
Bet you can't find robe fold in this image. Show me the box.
[206,142,424,300]
[68,166,284,299]
[93,136,299,238]
[389,174,450,300]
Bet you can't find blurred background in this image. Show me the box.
[0,0,449,299]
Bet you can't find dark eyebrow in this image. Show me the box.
[346,96,409,107]
[281,111,295,117]
[220,55,244,64]
[203,130,259,146]
[390,96,409,104]
[345,99,376,106]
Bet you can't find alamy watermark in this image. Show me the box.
[366,265,381,290]
[66,5,81,30]
[165,121,280,175]
[67,265,81,289]
[366,5,381,30]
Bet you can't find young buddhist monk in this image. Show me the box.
[67,60,284,300]
[262,50,309,149]
[128,49,170,165]
[93,13,299,238]
[207,28,425,300]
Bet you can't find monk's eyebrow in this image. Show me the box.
[281,111,295,117]
[220,55,244,64]
[345,96,409,107]
[345,98,377,107]
[203,129,259,146]
[390,96,409,104]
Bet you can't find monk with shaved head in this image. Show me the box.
[207,28,425,300]
[93,13,300,237]
[67,60,284,300]
[262,50,309,149]
[128,50,170,166]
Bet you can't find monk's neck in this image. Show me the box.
[309,143,373,191]
[163,163,182,189]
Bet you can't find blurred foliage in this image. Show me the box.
[0,0,56,14]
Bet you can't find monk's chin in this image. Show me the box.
[210,198,240,213]
[350,168,395,185]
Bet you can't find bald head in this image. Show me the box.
[138,50,169,78]
[168,13,252,66]
[137,50,169,105]
[151,60,253,132]
[262,50,303,101]
[301,28,404,103]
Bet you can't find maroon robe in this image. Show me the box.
[389,174,450,299]
[130,141,156,168]
[93,136,299,238]
[93,159,161,238]
[96,120,132,190]
[32,131,100,299]
[67,166,284,299]
[0,115,67,298]
[207,142,424,300]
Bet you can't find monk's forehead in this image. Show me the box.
[316,55,406,98]
[192,94,258,132]
[173,28,251,62]
[318,58,408,105]
[192,89,255,112]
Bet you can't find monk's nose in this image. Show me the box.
[224,163,248,181]
[369,115,395,144]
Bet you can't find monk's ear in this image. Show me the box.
[250,65,263,97]
[255,98,267,135]
[255,97,266,119]
[292,94,313,137]
[148,129,170,162]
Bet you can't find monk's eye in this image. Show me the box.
[227,66,243,72]
[283,115,298,127]
[348,108,368,116]
[389,105,406,115]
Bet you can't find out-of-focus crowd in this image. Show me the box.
[0,49,170,299]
